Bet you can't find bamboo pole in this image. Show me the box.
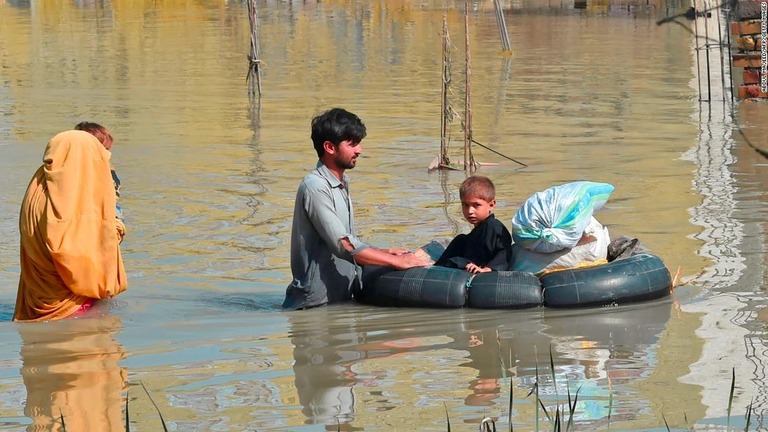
[692,0,705,101]
[464,1,475,173]
[247,0,262,99]
[714,1,726,102]
[434,3,524,172]
[701,0,712,102]
[724,0,734,103]
[440,15,451,167]
[493,0,512,53]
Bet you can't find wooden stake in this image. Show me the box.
[431,4,524,172]
[440,15,451,168]
[464,1,475,173]
[493,0,512,53]
[247,0,262,99]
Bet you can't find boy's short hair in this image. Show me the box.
[459,176,496,202]
[311,108,367,158]
[74,121,113,149]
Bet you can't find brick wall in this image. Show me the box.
[732,0,768,99]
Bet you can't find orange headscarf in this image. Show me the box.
[14,130,127,322]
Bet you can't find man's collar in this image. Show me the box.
[315,161,348,188]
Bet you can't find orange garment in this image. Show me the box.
[14,130,127,322]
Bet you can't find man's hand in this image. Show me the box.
[351,246,433,269]
[383,248,410,256]
[394,252,433,270]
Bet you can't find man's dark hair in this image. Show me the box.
[311,108,367,158]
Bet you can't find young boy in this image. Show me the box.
[435,176,512,273]
[74,122,123,221]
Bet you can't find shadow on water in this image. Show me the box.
[206,292,285,312]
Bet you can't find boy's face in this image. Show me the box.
[461,195,495,227]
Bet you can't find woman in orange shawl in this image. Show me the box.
[14,130,127,322]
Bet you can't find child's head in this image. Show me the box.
[74,122,113,150]
[459,176,496,227]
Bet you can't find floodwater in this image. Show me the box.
[0,0,766,430]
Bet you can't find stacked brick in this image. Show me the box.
[732,0,767,99]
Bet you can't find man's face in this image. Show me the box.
[333,139,362,170]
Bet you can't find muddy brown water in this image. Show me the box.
[0,0,767,430]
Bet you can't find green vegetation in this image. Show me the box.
[58,363,755,432]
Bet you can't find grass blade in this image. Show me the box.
[508,369,514,432]
[534,352,540,432]
[526,381,537,398]
[444,403,451,432]
[139,381,169,432]
[661,413,671,431]
[727,367,735,431]
[607,388,613,430]
[125,387,130,432]
[496,330,507,380]
[538,398,552,421]
[607,374,613,430]
[744,397,753,432]
[565,384,581,432]
[549,346,558,407]
[480,417,496,432]
[526,381,547,426]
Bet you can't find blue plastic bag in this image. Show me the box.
[512,181,614,253]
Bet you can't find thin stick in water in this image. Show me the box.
[247,0,263,99]
[464,1,475,173]
[493,0,512,52]
[441,15,451,167]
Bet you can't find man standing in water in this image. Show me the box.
[284,108,431,310]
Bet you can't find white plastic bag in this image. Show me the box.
[510,216,611,275]
[512,181,614,253]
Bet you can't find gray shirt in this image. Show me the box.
[283,162,370,309]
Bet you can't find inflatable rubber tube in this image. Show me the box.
[540,253,671,308]
[467,271,543,309]
[355,266,470,308]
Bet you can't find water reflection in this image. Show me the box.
[289,308,360,425]
[732,99,768,418]
[1,0,764,428]
[4,0,30,9]
[288,307,484,426]
[18,315,126,432]
[541,302,673,424]
[287,301,672,428]
[676,3,764,422]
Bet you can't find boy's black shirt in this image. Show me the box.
[435,214,512,271]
